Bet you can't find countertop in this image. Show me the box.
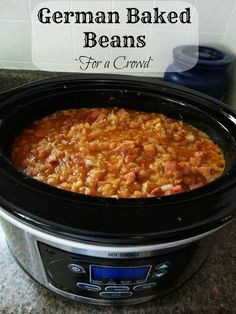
[0,69,236,313]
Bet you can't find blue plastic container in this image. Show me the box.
[164,45,233,100]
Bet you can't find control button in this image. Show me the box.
[100,292,133,299]
[155,261,171,271]
[105,286,130,292]
[77,283,101,291]
[133,283,157,291]
[68,264,85,274]
[153,261,171,279]
[153,269,168,279]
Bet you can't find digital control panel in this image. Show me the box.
[90,265,151,285]
[38,242,197,300]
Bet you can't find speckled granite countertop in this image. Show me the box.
[0,69,236,313]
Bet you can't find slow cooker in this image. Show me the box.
[0,75,235,306]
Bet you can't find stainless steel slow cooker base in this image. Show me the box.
[0,207,224,306]
[7,246,156,306]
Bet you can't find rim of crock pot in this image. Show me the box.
[0,77,236,206]
[0,75,235,243]
[1,79,236,200]
[0,207,228,258]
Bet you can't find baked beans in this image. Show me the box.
[11,108,225,198]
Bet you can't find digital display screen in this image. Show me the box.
[90,265,150,283]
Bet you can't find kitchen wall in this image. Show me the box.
[0,0,236,104]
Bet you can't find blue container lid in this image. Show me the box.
[173,45,233,70]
